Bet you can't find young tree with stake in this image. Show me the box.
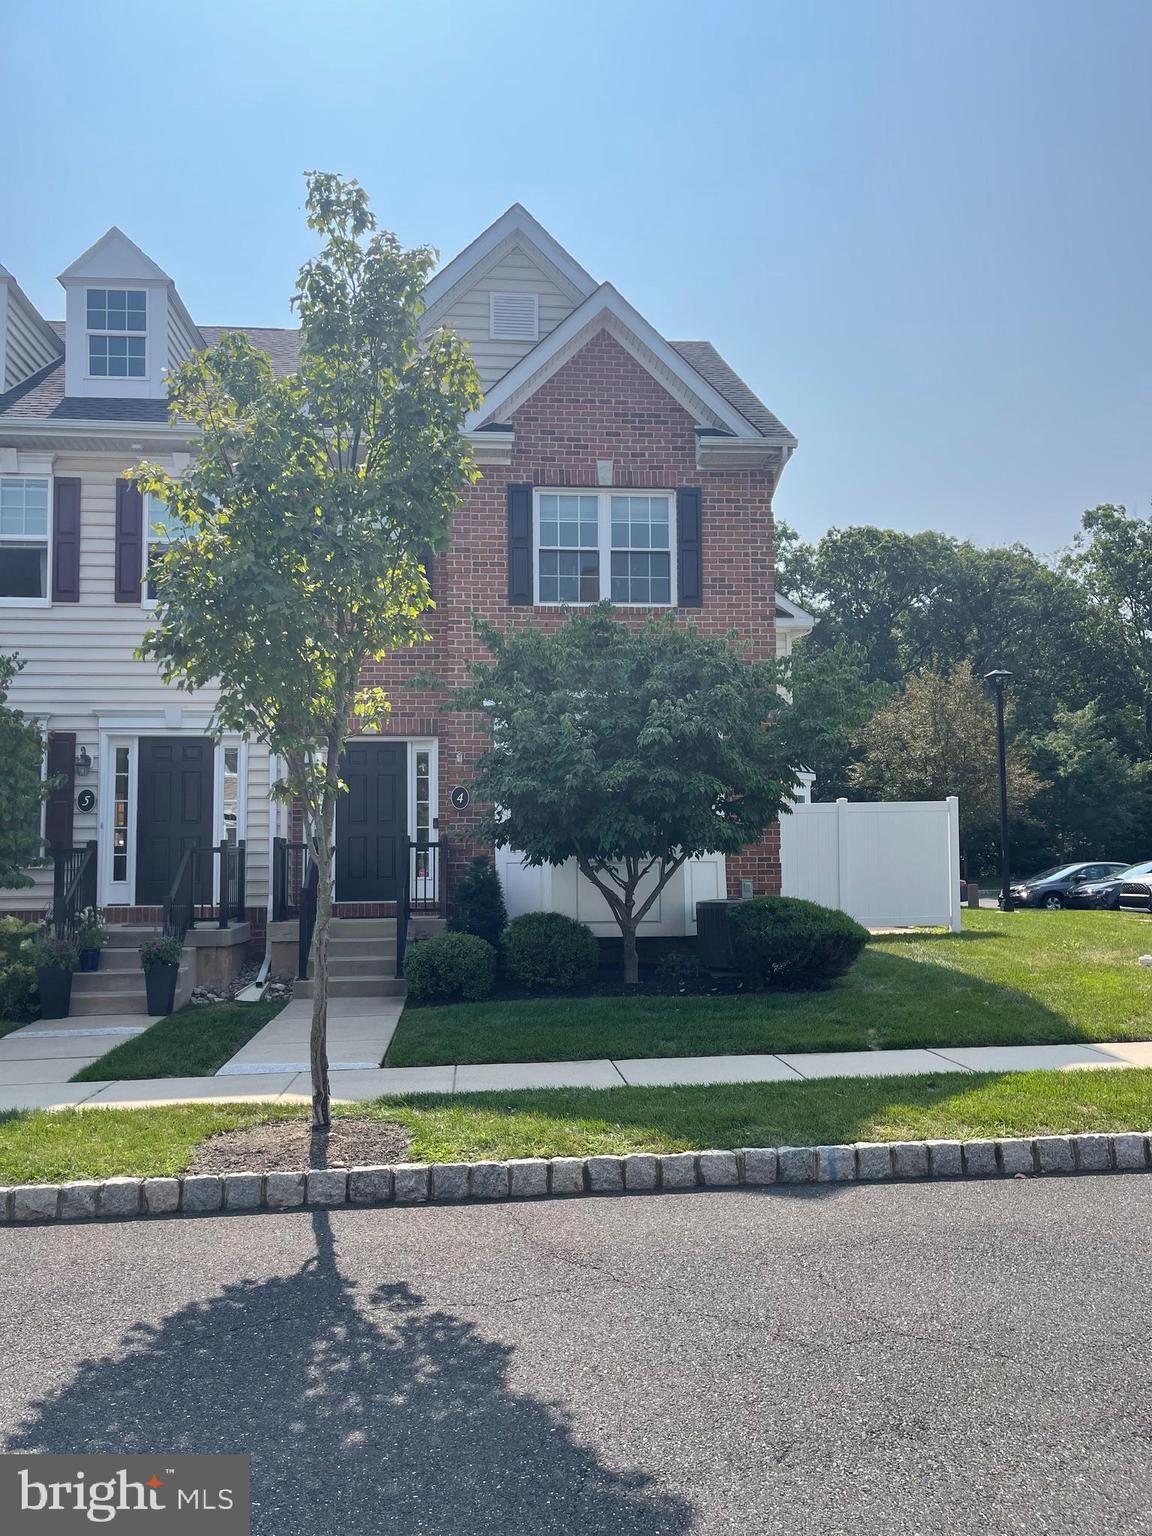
[135,173,480,1126]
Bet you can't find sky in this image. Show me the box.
[2,0,1150,555]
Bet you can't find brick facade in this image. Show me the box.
[357,330,782,901]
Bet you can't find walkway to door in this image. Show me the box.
[214,997,405,1076]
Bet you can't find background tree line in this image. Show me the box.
[778,506,1152,875]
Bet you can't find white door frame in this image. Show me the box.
[332,736,438,903]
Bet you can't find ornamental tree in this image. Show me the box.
[456,606,801,984]
[0,653,49,890]
[135,173,480,1126]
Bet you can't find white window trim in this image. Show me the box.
[489,291,539,342]
[532,487,677,608]
[84,286,148,382]
[0,472,53,608]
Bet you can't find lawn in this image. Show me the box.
[70,1000,285,1082]
[2,1067,1152,1183]
[387,908,1152,1066]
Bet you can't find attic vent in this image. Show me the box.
[489,292,539,342]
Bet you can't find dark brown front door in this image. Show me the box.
[336,741,407,902]
[135,737,215,905]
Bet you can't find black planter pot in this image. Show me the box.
[78,948,101,973]
[37,966,73,1020]
[144,961,179,1016]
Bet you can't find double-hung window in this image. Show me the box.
[87,288,147,378]
[144,493,184,600]
[0,477,50,601]
[535,489,675,606]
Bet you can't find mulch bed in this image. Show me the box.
[188,1116,411,1174]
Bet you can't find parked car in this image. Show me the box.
[1067,859,1152,910]
[1118,870,1152,914]
[1009,861,1130,910]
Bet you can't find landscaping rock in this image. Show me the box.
[470,1162,509,1200]
[925,1140,962,1178]
[348,1166,393,1204]
[1073,1134,1111,1172]
[13,1185,59,1222]
[143,1178,180,1215]
[306,1169,348,1206]
[508,1158,549,1198]
[100,1177,141,1218]
[430,1163,470,1201]
[778,1145,815,1183]
[1035,1137,1075,1174]
[962,1140,997,1178]
[815,1145,855,1182]
[856,1143,893,1181]
[698,1150,739,1187]
[1112,1133,1148,1171]
[740,1148,778,1185]
[393,1164,431,1202]
[586,1156,624,1193]
[181,1175,223,1213]
[623,1154,660,1191]
[891,1142,929,1179]
[998,1139,1035,1176]
[59,1181,100,1221]
[222,1173,263,1210]
[264,1171,305,1208]
[549,1158,586,1195]
[659,1153,697,1189]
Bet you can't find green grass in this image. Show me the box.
[387,908,1152,1066]
[70,1000,286,1082]
[0,1019,28,1041]
[3,1067,1152,1183]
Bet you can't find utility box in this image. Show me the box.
[695,899,738,970]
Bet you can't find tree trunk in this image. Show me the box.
[621,916,640,987]
[309,788,336,1130]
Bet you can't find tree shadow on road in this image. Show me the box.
[9,1211,692,1536]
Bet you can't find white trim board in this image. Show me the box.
[422,205,596,313]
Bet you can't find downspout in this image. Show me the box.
[237,749,277,1000]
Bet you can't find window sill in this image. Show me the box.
[0,596,50,608]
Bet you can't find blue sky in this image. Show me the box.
[3,0,1150,552]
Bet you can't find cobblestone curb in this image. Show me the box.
[2,1131,1149,1224]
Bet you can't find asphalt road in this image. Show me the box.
[2,1177,1151,1535]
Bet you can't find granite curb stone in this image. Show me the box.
[3,1131,1149,1224]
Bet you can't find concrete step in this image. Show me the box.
[329,919,396,939]
[328,939,397,959]
[72,964,189,995]
[67,988,149,1015]
[103,926,161,949]
[295,977,407,999]
[327,954,397,978]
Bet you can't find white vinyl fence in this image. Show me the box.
[780,797,962,931]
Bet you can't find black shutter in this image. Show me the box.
[676,487,703,607]
[507,483,533,604]
[45,732,76,851]
[51,477,81,602]
[114,478,143,603]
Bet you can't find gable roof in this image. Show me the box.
[422,204,597,313]
[58,226,174,284]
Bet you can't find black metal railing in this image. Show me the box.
[51,841,97,944]
[272,838,312,922]
[163,839,247,941]
[298,857,319,981]
[411,838,440,913]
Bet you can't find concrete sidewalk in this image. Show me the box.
[2,1023,1152,1111]
[214,997,405,1077]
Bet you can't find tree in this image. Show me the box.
[0,654,49,889]
[849,662,1040,865]
[136,173,480,1126]
[1064,504,1152,744]
[1026,705,1151,860]
[780,640,889,800]
[456,605,801,984]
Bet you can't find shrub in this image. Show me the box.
[140,935,182,971]
[77,906,108,950]
[654,946,701,994]
[0,918,40,1021]
[25,933,79,972]
[404,931,496,1002]
[502,911,599,992]
[728,896,868,990]
[449,856,508,950]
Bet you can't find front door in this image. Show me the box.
[336,740,407,902]
[135,737,215,905]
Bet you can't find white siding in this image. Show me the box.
[3,287,61,390]
[427,244,581,390]
[0,454,272,914]
[166,299,200,376]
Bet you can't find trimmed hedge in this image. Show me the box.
[449,856,508,950]
[501,911,600,992]
[728,896,868,990]
[404,931,496,1002]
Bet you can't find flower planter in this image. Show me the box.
[144,960,179,1016]
[78,948,102,973]
[36,966,73,1020]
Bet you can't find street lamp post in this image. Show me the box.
[984,670,1014,912]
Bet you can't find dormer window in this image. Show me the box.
[86,288,146,378]
[489,291,539,342]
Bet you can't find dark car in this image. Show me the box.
[1067,859,1152,910]
[1009,861,1130,910]
[1118,870,1152,913]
